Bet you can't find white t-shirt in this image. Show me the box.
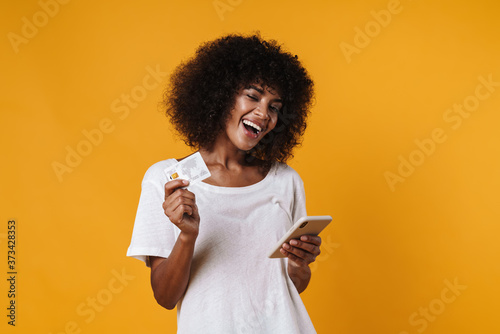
[127,158,316,334]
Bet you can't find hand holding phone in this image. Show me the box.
[268,215,332,258]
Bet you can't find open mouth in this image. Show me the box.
[242,119,262,136]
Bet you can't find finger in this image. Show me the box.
[177,188,196,201]
[299,235,322,246]
[168,204,195,224]
[191,203,200,220]
[164,179,189,199]
[163,189,196,211]
[282,242,318,264]
[163,193,196,213]
[165,188,195,203]
[176,203,194,217]
[169,198,196,213]
[280,247,307,266]
[289,239,321,256]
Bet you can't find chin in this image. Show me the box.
[238,144,256,152]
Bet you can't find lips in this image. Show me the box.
[241,118,264,139]
[243,119,262,132]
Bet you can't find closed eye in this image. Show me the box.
[270,104,282,112]
[247,95,258,101]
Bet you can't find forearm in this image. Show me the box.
[288,263,311,294]
[151,232,197,309]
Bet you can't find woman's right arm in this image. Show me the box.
[150,179,199,310]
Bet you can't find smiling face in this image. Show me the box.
[223,84,283,152]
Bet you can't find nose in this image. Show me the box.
[254,103,270,120]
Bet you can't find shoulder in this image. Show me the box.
[270,162,304,184]
[142,159,178,183]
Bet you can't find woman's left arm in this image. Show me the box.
[280,235,322,293]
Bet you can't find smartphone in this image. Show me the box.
[267,215,333,258]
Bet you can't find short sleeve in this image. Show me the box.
[126,160,179,266]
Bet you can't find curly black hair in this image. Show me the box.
[162,33,314,165]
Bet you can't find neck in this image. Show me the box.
[199,133,248,170]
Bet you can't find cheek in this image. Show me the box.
[267,114,279,132]
[226,109,240,128]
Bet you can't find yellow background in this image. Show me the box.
[1,0,499,333]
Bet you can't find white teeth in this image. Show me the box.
[243,120,262,132]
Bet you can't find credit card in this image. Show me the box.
[164,152,211,186]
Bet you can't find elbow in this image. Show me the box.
[163,301,177,310]
[153,291,178,310]
[162,302,177,311]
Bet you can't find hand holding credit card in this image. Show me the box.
[164,152,211,186]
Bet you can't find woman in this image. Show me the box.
[127,33,321,333]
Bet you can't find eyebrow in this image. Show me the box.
[248,85,283,103]
[248,85,264,94]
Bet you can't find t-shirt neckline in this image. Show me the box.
[188,161,277,194]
